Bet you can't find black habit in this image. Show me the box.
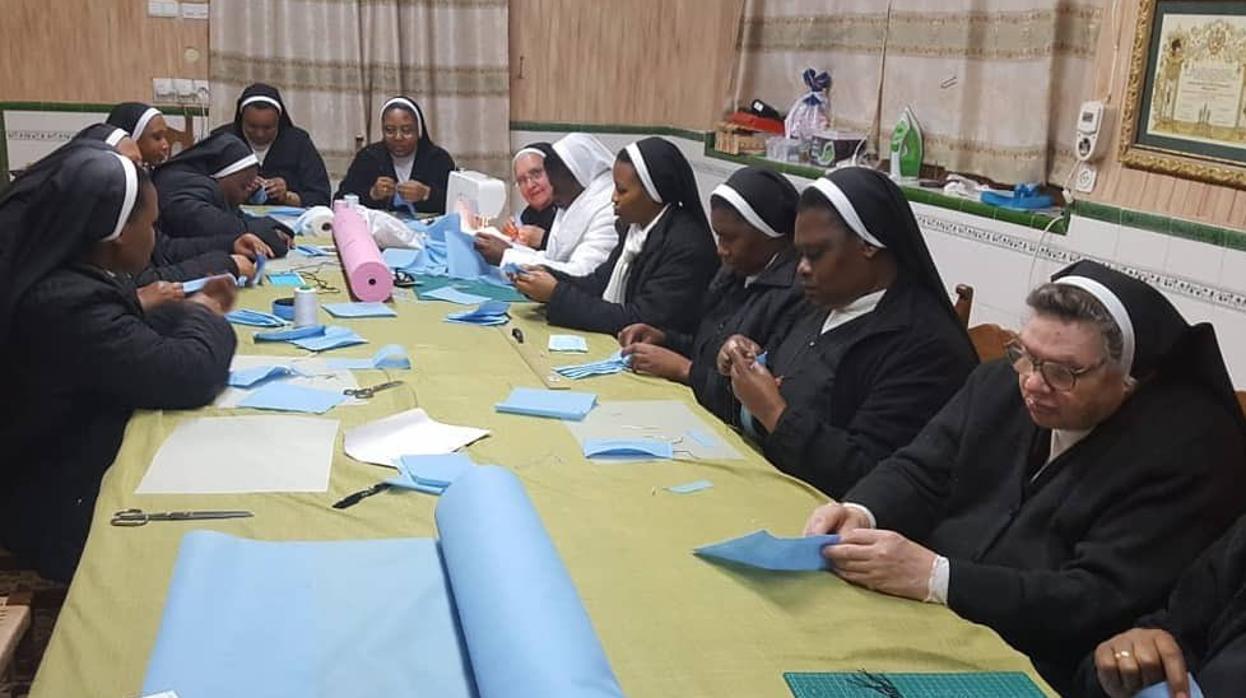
[334,97,456,214]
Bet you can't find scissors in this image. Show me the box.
[344,380,404,399]
[111,508,253,527]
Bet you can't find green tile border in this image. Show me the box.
[1070,199,1246,253]
[512,119,1068,234]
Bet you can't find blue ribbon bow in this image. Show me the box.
[801,68,831,106]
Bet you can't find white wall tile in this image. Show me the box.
[1065,216,1120,261]
[1165,235,1225,284]
[1219,248,1246,296]
[1113,227,1170,272]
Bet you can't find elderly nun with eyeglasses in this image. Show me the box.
[802,260,1246,695]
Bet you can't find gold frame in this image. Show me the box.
[1119,0,1246,188]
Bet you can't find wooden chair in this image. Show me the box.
[953,284,974,328]
[968,323,1014,363]
[0,594,31,695]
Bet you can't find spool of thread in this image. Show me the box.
[344,194,360,208]
[294,287,319,327]
[332,204,393,302]
[272,297,296,321]
[305,210,334,235]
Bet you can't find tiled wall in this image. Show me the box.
[513,128,1246,387]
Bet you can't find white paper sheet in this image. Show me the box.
[563,400,743,461]
[215,355,362,409]
[344,408,489,467]
[136,416,340,494]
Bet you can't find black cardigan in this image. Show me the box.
[662,246,809,423]
[1073,514,1246,697]
[212,123,331,207]
[545,207,719,336]
[134,225,239,285]
[747,280,976,498]
[0,265,234,581]
[845,361,1246,693]
[333,141,456,214]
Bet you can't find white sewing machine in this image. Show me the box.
[447,170,507,222]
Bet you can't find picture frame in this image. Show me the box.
[1119,0,1246,187]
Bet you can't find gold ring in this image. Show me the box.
[1114,650,1132,659]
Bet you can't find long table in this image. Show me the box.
[30,249,1053,697]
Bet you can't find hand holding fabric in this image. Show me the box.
[188,275,238,315]
[716,334,762,376]
[397,180,430,203]
[473,232,511,265]
[514,267,557,303]
[804,502,873,536]
[1094,628,1190,698]
[264,177,288,201]
[824,529,937,601]
[231,255,256,279]
[370,176,396,202]
[622,343,690,383]
[728,343,785,430]
[233,233,273,259]
[137,281,185,313]
[618,323,665,347]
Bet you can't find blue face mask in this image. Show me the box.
[249,186,268,205]
[581,438,674,460]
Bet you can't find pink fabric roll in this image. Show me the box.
[332,201,393,302]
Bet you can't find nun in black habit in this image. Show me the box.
[106,102,171,167]
[334,96,456,214]
[513,136,719,336]
[152,131,292,256]
[513,142,558,244]
[1075,511,1246,698]
[212,83,331,207]
[618,166,809,422]
[719,167,977,498]
[806,260,1246,694]
[0,143,236,582]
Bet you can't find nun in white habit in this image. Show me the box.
[474,133,617,276]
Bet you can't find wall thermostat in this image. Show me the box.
[1076,100,1113,163]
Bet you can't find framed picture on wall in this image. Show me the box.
[1120,0,1246,187]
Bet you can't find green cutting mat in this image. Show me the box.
[784,671,1045,697]
[413,274,528,303]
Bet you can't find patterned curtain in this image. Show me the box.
[732,0,1104,185]
[209,0,510,184]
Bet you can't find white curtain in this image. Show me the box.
[209,0,510,184]
[732,0,1105,185]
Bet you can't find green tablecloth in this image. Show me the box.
[30,251,1053,697]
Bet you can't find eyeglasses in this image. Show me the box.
[515,167,546,188]
[1005,341,1106,392]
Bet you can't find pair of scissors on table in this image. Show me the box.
[344,380,404,399]
[111,508,253,527]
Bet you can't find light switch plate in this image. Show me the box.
[180,2,208,20]
[147,1,179,18]
[152,78,177,103]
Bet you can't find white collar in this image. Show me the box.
[1045,428,1094,467]
[632,204,671,238]
[744,253,780,288]
[820,287,886,335]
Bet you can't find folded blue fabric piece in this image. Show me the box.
[142,467,623,698]
[260,205,307,217]
[236,382,345,414]
[291,326,367,352]
[421,286,491,305]
[249,253,268,287]
[582,438,673,460]
[445,300,509,325]
[553,350,631,380]
[322,302,398,318]
[325,344,411,371]
[266,271,304,287]
[183,274,238,294]
[500,261,525,276]
[495,387,597,421]
[444,225,492,280]
[446,315,509,327]
[142,534,475,698]
[740,351,769,439]
[227,365,299,388]
[694,530,839,572]
[435,467,624,698]
[387,454,476,493]
[548,334,589,352]
[382,247,422,270]
[294,244,333,257]
[1137,676,1205,698]
[253,325,325,342]
[391,192,418,217]
[225,309,287,328]
[667,479,713,494]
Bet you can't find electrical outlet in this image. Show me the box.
[1074,163,1098,194]
[180,2,208,20]
[174,78,196,103]
[152,78,177,103]
[147,1,179,18]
